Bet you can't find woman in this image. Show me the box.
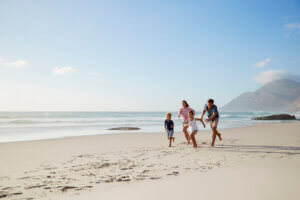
[178,100,195,144]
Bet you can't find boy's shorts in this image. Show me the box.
[210,118,219,128]
[191,130,198,134]
[166,129,174,138]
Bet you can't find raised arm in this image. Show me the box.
[195,118,206,128]
[178,109,182,118]
[200,109,206,120]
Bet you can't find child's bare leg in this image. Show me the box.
[169,138,172,147]
[183,126,190,144]
[172,137,175,142]
[190,132,197,149]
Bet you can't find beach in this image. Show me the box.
[1,122,300,200]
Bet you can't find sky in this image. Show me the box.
[0,0,300,111]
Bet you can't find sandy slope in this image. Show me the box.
[0,122,300,200]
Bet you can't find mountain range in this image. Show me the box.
[221,79,300,112]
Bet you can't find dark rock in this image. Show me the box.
[108,127,140,131]
[252,114,296,120]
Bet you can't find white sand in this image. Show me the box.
[0,122,300,200]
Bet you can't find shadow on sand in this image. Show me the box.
[209,144,300,155]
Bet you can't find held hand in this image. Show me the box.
[205,119,209,123]
[200,119,206,128]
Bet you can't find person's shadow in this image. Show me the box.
[210,144,300,155]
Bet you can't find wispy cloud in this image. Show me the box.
[0,57,29,68]
[253,70,300,84]
[285,23,300,30]
[285,23,300,35]
[52,66,75,76]
[254,58,271,68]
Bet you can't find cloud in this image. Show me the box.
[254,58,271,68]
[285,23,300,35]
[52,66,75,75]
[253,70,300,84]
[0,57,29,67]
[285,23,300,30]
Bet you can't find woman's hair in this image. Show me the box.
[166,112,172,117]
[207,99,214,104]
[182,100,189,107]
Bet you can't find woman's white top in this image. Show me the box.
[188,118,199,132]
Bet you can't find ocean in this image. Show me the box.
[0,111,298,143]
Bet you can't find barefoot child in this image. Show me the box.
[184,110,205,149]
[164,113,175,147]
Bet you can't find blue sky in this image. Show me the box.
[0,0,299,111]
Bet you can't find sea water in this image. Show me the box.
[0,111,298,143]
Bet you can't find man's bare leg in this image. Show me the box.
[169,138,172,147]
[217,131,222,141]
[211,127,218,147]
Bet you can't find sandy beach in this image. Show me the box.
[1,122,300,200]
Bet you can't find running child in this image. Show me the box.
[184,110,205,149]
[164,112,175,147]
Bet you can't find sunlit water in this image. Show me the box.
[0,111,298,143]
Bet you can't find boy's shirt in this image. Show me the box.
[164,119,174,131]
[188,118,199,131]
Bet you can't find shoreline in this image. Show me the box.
[1,121,299,144]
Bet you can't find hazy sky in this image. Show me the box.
[0,0,300,111]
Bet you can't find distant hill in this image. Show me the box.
[221,79,300,112]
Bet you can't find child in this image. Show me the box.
[184,110,205,149]
[164,112,175,147]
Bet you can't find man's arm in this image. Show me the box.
[195,118,206,128]
[200,109,206,120]
[205,112,217,123]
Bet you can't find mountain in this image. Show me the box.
[221,79,300,112]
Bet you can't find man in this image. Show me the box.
[200,99,222,147]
